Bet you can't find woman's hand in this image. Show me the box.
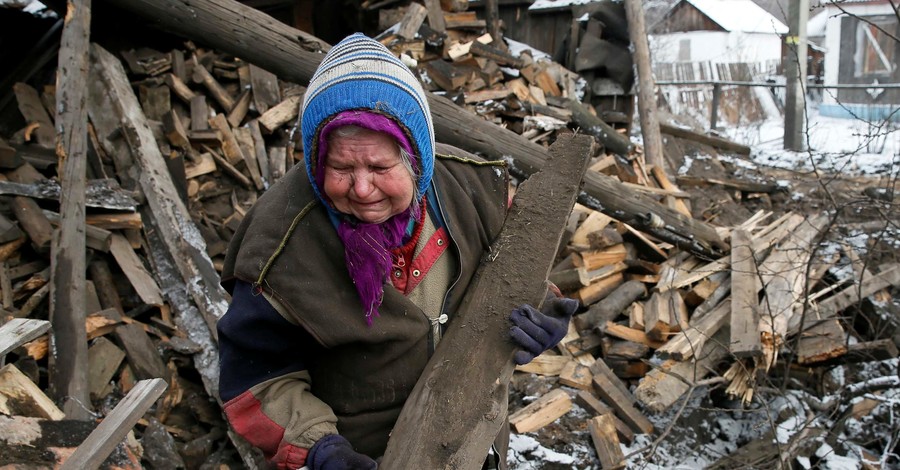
[509,291,580,365]
[306,434,377,470]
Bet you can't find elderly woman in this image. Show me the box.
[217,34,578,470]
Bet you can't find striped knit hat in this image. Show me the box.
[301,33,435,204]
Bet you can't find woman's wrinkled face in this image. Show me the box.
[322,128,415,224]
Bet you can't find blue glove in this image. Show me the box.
[306,434,377,470]
[509,291,579,365]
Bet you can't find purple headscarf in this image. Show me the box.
[315,111,421,325]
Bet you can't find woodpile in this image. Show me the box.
[0,0,897,468]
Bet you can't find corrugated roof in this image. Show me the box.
[685,0,789,34]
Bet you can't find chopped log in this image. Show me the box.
[730,229,762,357]
[424,59,470,91]
[226,88,252,127]
[91,43,230,345]
[381,135,594,468]
[208,113,244,166]
[0,213,24,244]
[635,328,730,413]
[190,95,210,131]
[570,211,613,251]
[649,166,691,217]
[574,280,647,331]
[559,361,593,390]
[601,321,666,349]
[249,63,280,115]
[104,0,728,257]
[581,244,627,270]
[423,0,446,32]
[163,73,196,103]
[0,137,22,168]
[0,363,66,420]
[514,354,571,376]
[13,83,55,148]
[258,93,303,133]
[589,359,653,434]
[233,127,264,190]
[470,41,524,68]
[184,152,217,179]
[207,147,254,188]
[588,414,626,470]
[807,339,898,367]
[114,323,167,380]
[191,55,234,111]
[0,318,50,357]
[659,123,751,155]
[248,120,270,186]
[397,1,428,39]
[656,298,730,361]
[508,388,572,433]
[643,290,685,342]
[562,98,633,156]
[59,378,167,470]
[575,391,635,444]
[85,212,142,230]
[88,336,126,399]
[575,272,625,306]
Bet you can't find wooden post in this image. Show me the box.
[102,0,727,257]
[783,0,808,151]
[729,229,761,357]
[710,82,721,130]
[484,0,502,47]
[50,0,92,420]
[624,0,664,169]
[381,135,594,469]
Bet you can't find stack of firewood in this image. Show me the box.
[509,200,899,467]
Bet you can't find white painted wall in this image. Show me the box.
[822,2,896,106]
[650,31,783,65]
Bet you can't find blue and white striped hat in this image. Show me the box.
[301,33,435,201]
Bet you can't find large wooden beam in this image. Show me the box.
[50,0,92,420]
[381,135,594,469]
[89,43,228,341]
[624,0,664,168]
[100,0,728,258]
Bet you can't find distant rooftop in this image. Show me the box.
[683,0,788,34]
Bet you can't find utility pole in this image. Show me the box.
[784,0,809,151]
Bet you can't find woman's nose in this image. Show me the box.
[351,170,374,195]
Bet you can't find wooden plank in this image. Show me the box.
[381,135,594,468]
[184,152,217,179]
[59,378,167,470]
[249,63,280,115]
[233,126,265,190]
[163,73,196,103]
[657,298,731,361]
[208,113,245,166]
[88,336,126,399]
[226,88,252,127]
[0,318,50,357]
[91,43,230,345]
[589,359,653,434]
[41,210,112,252]
[248,120,270,187]
[730,229,761,357]
[258,93,303,133]
[588,414,625,469]
[0,363,66,420]
[575,391,634,444]
[114,323,166,380]
[758,215,828,367]
[109,233,164,307]
[508,388,572,433]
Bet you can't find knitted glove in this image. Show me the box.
[509,291,579,365]
[306,434,377,470]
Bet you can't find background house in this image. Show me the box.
[648,0,788,126]
[818,0,900,121]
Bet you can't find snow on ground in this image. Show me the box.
[722,108,900,177]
